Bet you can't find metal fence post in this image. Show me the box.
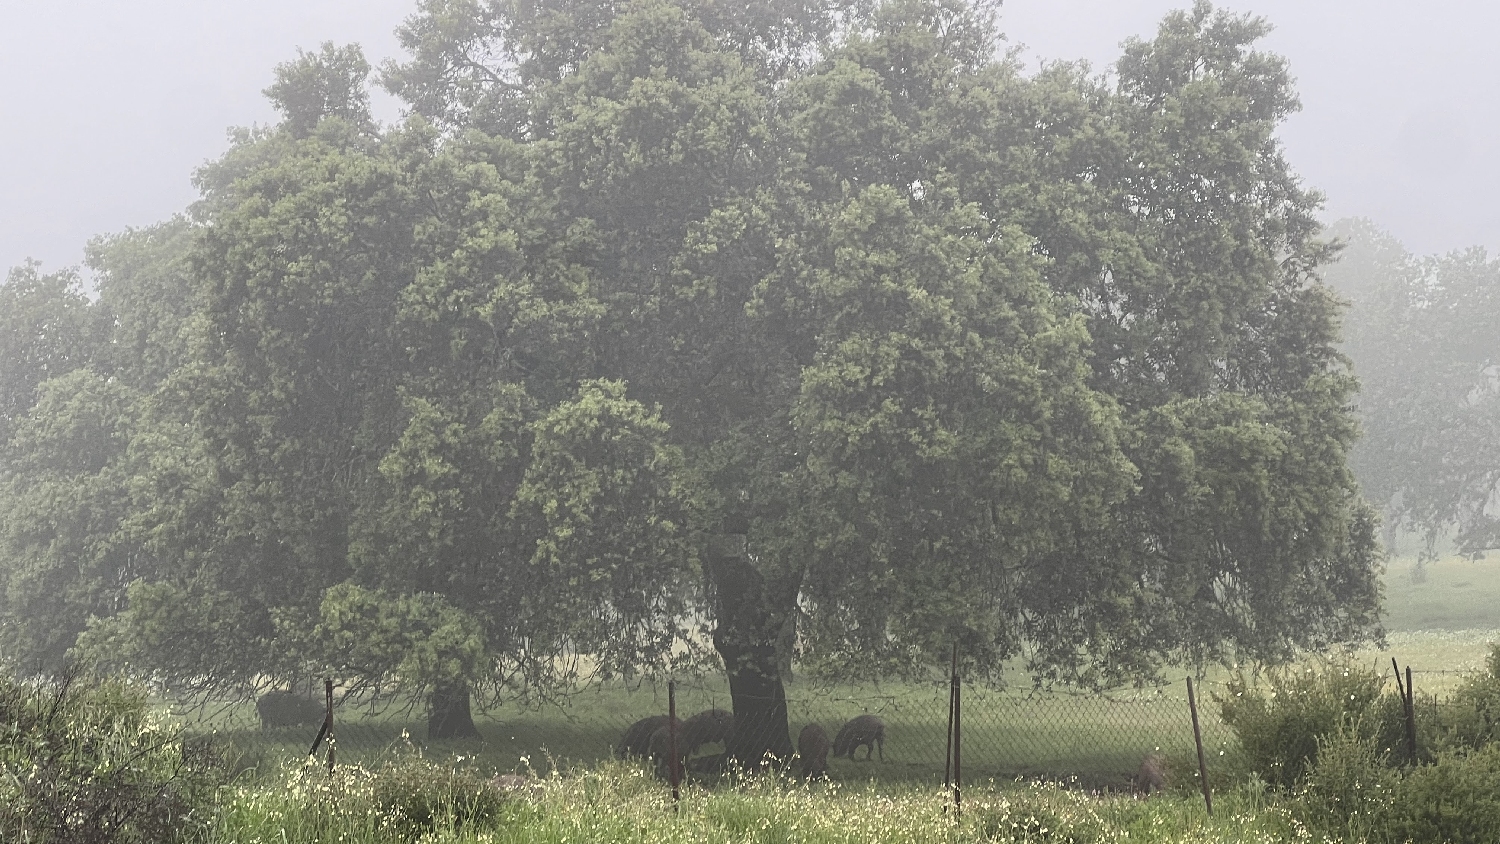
[668,680,680,807]
[953,659,962,819]
[944,644,956,800]
[1186,677,1211,816]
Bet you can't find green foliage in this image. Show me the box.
[1385,743,1500,844]
[367,758,514,839]
[1294,722,1400,841]
[1443,645,1500,750]
[76,580,276,690]
[213,764,1310,844]
[1298,731,1500,844]
[0,671,223,844]
[1217,662,1406,787]
[314,584,486,691]
[0,262,99,444]
[0,370,146,673]
[265,42,373,137]
[0,0,1381,730]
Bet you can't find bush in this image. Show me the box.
[368,757,514,840]
[1217,662,1407,788]
[1297,718,1500,844]
[1442,645,1500,750]
[1385,743,1500,844]
[1294,721,1399,841]
[0,670,224,844]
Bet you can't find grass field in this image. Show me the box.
[188,552,1500,793]
[137,554,1500,844]
[208,676,1238,792]
[209,761,1307,844]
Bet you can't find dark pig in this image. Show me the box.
[680,708,734,755]
[798,723,830,778]
[1136,752,1169,794]
[615,715,675,759]
[833,714,885,761]
[255,690,324,729]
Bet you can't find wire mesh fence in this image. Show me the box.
[193,674,1240,790]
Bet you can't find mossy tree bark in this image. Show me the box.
[427,678,480,740]
[709,529,795,767]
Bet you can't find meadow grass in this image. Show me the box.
[209,759,1317,844]
[198,552,1500,791]
[205,673,1240,792]
[179,553,1500,843]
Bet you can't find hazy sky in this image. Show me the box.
[3,0,1497,278]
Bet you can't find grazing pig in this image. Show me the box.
[1136,752,1169,794]
[615,715,676,759]
[833,714,885,761]
[255,690,324,729]
[648,724,686,781]
[798,723,830,778]
[680,708,734,755]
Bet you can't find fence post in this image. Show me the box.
[953,659,962,819]
[325,678,336,775]
[307,678,333,760]
[944,643,956,801]
[1186,677,1211,816]
[668,680,680,807]
[1404,666,1417,764]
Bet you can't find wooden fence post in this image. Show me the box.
[1404,665,1417,764]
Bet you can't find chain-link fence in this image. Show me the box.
[196,675,1239,790]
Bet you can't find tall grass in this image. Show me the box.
[210,760,1324,844]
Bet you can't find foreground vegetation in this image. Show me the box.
[212,762,1308,844]
[11,625,1500,843]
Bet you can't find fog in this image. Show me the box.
[3,0,1498,276]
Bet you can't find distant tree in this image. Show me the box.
[1329,218,1500,554]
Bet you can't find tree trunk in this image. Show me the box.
[427,678,480,740]
[709,530,794,768]
[776,613,797,685]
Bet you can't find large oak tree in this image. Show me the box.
[0,0,1380,758]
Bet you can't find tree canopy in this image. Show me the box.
[0,0,1380,756]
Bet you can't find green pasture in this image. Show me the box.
[1382,552,1500,631]
[212,762,1305,844]
[189,552,1500,790]
[200,675,1234,790]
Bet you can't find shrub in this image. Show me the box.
[1297,716,1500,844]
[0,669,224,844]
[1217,662,1406,788]
[1295,721,1399,841]
[1442,645,1500,750]
[368,757,514,840]
[1385,742,1500,844]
